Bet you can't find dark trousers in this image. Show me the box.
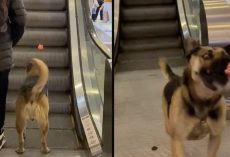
[0,69,10,129]
[92,4,103,21]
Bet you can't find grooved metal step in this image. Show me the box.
[27,11,67,28]
[5,113,73,129]
[120,37,181,52]
[18,29,67,46]
[13,47,69,68]
[121,21,179,39]
[0,149,89,157]
[122,5,177,21]
[24,0,66,11]
[9,68,70,92]
[6,91,71,113]
[118,0,184,71]
[123,0,174,6]
[117,56,185,71]
[120,48,184,60]
[5,128,77,149]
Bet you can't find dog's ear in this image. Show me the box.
[184,38,201,60]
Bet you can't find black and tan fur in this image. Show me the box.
[15,58,50,154]
[159,39,230,157]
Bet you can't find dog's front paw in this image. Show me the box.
[41,147,51,154]
[15,147,25,154]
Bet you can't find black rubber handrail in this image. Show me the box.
[200,0,209,46]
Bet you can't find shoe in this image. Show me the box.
[0,129,6,150]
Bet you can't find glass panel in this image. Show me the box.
[84,38,106,137]
[183,0,201,41]
[76,0,111,138]
[88,0,112,50]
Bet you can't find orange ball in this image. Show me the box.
[37,44,44,50]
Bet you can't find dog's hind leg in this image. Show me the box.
[207,134,221,157]
[15,116,26,154]
[38,118,50,154]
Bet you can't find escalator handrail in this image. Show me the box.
[114,0,120,65]
[177,0,209,48]
[114,0,120,45]
[68,0,103,156]
[200,0,209,46]
[81,0,112,59]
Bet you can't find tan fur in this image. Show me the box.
[159,58,170,80]
[15,58,50,154]
[160,40,229,157]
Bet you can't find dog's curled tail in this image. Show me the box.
[158,58,177,81]
[31,58,49,93]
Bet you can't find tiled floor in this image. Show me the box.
[115,68,230,157]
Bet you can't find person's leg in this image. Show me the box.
[93,6,101,21]
[0,69,10,130]
[100,7,103,20]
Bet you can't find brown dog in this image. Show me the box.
[159,39,230,157]
[15,58,50,154]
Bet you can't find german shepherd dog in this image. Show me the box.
[159,39,230,157]
[15,58,50,154]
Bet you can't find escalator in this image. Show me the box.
[116,0,185,71]
[3,0,84,155]
[203,0,230,46]
[0,0,112,156]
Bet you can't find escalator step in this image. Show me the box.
[122,5,177,21]
[6,91,71,113]
[121,20,179,39]
[5,128,77,149]
[27,11,67,28]
[118,56,185,71]
[18,28,67,46]
[13,47,69,68]
[123,0,174,6]
[120,48,184,60]
[8,68,70,92]
[24,0,66,11]
[120,37,181,51]
[5,113,73,129]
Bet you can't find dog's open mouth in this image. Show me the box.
[200,58,230,91]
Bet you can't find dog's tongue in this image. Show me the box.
[225,63,230,77]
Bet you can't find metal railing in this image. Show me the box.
[69,0,112,156]
[114,0,120,65]
[177,0,208,50]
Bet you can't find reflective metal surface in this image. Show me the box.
[81,0,112,58]
[102,59,112,157]
[114,0,120,43]
[114,0,120,65]
[176,0,190,40]
[183,0,201,40]
[177,0,208,48]
[203,0,230,46]
[69,0,103,156]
